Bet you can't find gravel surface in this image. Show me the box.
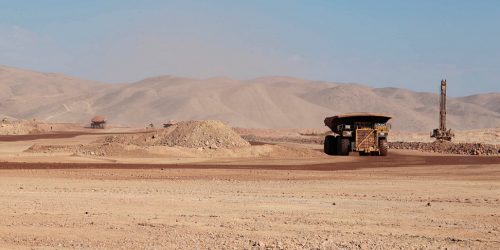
[0,164,498,249]
[241,134,324,145]
[1,125,500,249]
[389,141,500,155]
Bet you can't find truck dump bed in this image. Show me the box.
[324,113,393,133]
[91,116,107,123]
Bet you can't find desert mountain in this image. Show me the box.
[1,66,499,132]
[457,93,500,114]
[0,65,119,119]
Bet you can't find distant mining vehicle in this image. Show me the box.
[324,113,393,156]
[163,120,177,128]
[430,79,454,141]
[91,116,107,129]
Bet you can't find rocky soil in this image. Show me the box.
[233,127,331,137]
[25,141,323,159]
[389,128,500,144]
[0,123,35,135]
[241,134,324,145]
[0,166,498,249]
[24,121,323,159]
[389,141,500,155]
[0,119,88,135]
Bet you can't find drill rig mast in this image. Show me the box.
[431,79,454,141]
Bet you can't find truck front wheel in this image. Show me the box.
[379,139,388,156]
[338,138,350,156]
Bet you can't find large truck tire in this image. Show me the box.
[324,135,338,155]
[379,139,388,156]
[338,138,350,156]
[323,135,330,155]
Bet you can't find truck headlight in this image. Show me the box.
[378,132,387,137]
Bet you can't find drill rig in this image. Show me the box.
[431,79,454,141]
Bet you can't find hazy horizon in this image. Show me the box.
[1,0,499,97]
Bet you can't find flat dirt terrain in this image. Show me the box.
[0,126,499,249]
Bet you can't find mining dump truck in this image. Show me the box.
[163,120,177,128]
[324,113,393,156]
[91,116,107,129]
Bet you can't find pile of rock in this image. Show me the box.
[389,141,500,155]
[99,120,250,149]
[0,123,37,135]
[158,120,250,149]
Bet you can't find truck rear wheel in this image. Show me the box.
[338,138,350,156]
[324,135,338,155]
[379,139,388,156]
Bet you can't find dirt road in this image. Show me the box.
[0,150,499,170]
[0,151,499,249]
[0,128,499,249]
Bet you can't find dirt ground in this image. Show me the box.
[0,125,499,249]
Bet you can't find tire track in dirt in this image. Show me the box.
[0,131,150,142]
[1,153,498,171]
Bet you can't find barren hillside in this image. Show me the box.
[0,65,122,123]
[457,93,500,114]
[1,66,499,132]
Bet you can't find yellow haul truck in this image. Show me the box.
[324,113,393,156]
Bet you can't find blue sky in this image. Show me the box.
[0,0,498,97]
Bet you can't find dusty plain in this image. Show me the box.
[0,125,499,249]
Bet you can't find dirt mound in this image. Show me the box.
[100,120,250,149]
[160,120,250,148]
[25,142,152,157]
[389,141,500,155]
[0,123,36,135]
[23,121,323,159]
[241,134,324,145]
[25,142,321,159]
[454,127,500,144]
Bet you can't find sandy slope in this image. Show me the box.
[457,92,500,114]
[1,66,499,132]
